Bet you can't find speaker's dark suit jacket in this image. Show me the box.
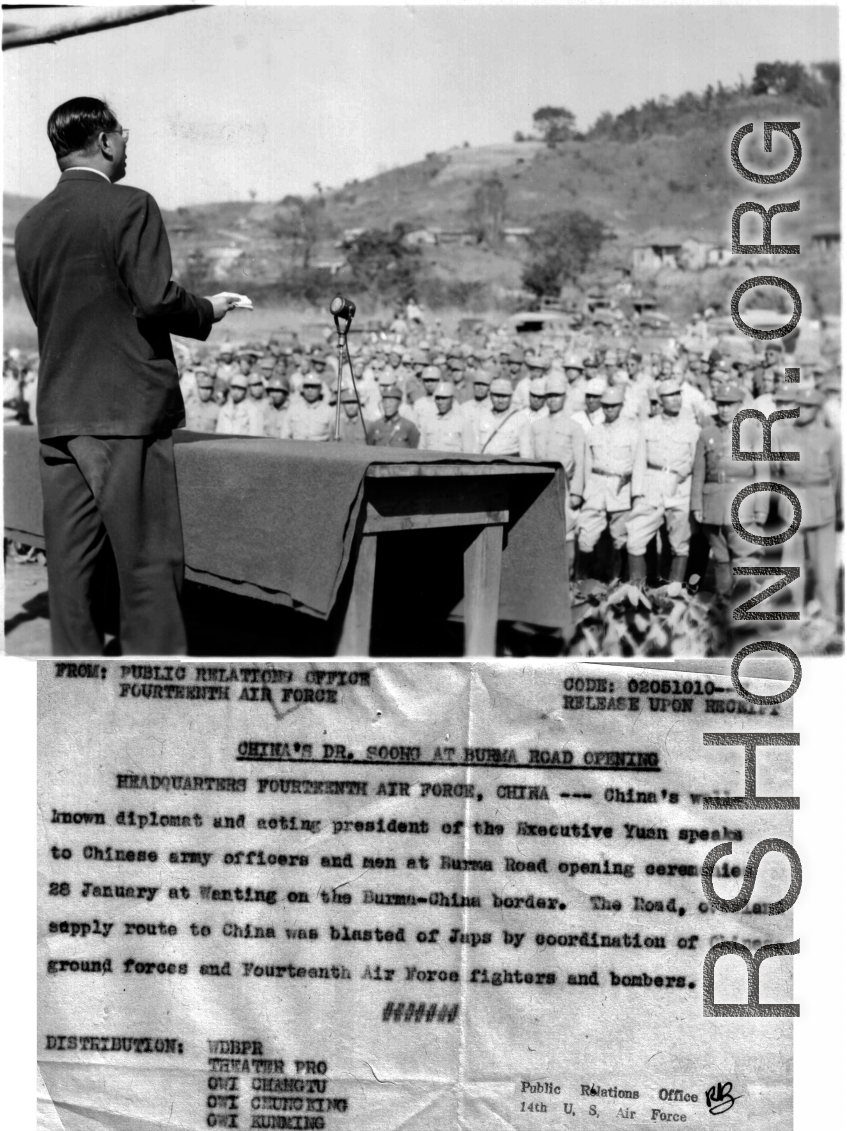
[14,169,214,654]
[15,168,213,440]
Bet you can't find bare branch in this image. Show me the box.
[3,6,209,51]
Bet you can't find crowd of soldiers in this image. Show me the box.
[4,308,842,625]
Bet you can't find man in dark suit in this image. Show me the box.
[15,97,241,655]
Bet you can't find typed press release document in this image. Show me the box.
[38,661,794,1130]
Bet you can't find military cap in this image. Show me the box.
[218,343,235,356]
[340,386,359,403]
[822,373,841,393]
[401,350,413,364]
[498,343,513,356]
[526,355,547,370]
[432,353,447,368]
[377,370,396,385]
[490,377,513,395]
[657,377,683,396]
[794,386,824,407]
[628,349,643,363]
[529,376,548,396]
[508,347,525,364]
[584,377,608,397]
[196,373,215,389]
[714,383,744,404]
[600,386,625,405]
[545,372,567,395]
[248,372,265,385]
[774,383,797,403]
[563,353,584,370]
[434,381,454,398]
[422,365,442,381]
[411,349,428,365]
[647,384,661,403]
[230,373,249,389]
[311,352,327,364]
[267,375,290,392]
[381,384,403,400]
[238,347,263,359]
[764,340,785,353]
[302,373,324,387]
[448,356,464,370]
[259,358,275,371]
[472,371,493,387]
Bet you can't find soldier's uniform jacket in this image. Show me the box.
[338,412,368,444]
[262,402,290,439]
[690,418,762,525]
[576,417,640,511]
[522,410,584,485]
[459,397,490,426]
[214,360,238,390]
[184,398,220,433]
[570,407,602,434]
[279,395,335,441]
[367,414,420,448]
[419,406,465,453]
[470,405,529,456]
[631,414,701,509]
[215,397,265,437]
[562,378,587,418]
[413,395,438,429]
[777,419,842,529]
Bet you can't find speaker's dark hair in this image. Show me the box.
[47,97,119,160]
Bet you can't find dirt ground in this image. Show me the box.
[4,555,51,656]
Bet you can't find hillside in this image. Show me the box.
[4,91,840,324]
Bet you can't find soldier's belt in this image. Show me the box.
[591,468,627,477]
[646,461,672,471]
[781,475,831,487]
[706,471,754,484]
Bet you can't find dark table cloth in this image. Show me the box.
[4,426,568,628]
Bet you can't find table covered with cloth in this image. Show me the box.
[4,426,569,629]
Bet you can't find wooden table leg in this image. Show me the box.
[463,524,503,656]
[337,533,377,656]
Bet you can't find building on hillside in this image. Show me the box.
[812,227,840,255]
[631,229,685,275]
[403,228,438,247]
[706,244,732,268]
[502,226,534,246]
[430,227,476,246]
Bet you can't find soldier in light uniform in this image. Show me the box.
[459,370,493,427]
[626,377,702,583]
[690,383,768,598]
[468,376,529,456]
[526,375,550,419]
[521,371,585,573]
[419,381,465,452]
[562,353,587,417]
[571,386,638,583]
[571,376,606,434]
[776,387,842,621]
[367,384,420,448]
[337,386,368,445]
[263,375,291,438]
[279,373,335,441]
[514,355,546,410]
[247,360,271,416]
[412,365,442,430]
[184,371,220,433]
[214,343,238,403]
[216,372,265,436]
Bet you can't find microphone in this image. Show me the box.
[330,295,356,321]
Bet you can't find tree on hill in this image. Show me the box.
[522,211,610,298]
[346,224,422,304]
[270,192,332,269]
[468,175,507,247]
[532,106,576,146]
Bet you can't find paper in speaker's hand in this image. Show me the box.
[231,295,253,310]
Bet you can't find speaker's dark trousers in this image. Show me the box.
[39,432,186,655]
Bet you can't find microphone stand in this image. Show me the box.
[331,301,368,442]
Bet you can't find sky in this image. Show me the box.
[3,4,840,208]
